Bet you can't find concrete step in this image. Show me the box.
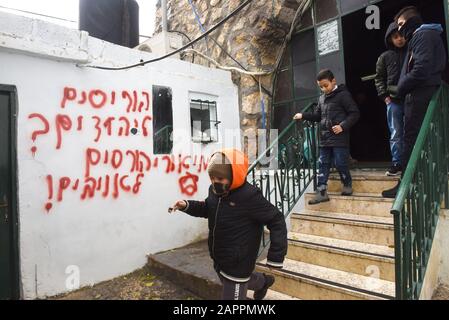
[147,240,299,300]
[328,172,399,194]
[287,232,395,281]
[305,192,394,218]
[256,258,395,300]
[291,211,394,246]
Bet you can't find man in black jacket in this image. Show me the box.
[294,69,360,204]
[375,22,407,176]
[170,149,288,300]
[382,6,447,198]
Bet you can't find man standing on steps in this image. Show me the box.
[169,149,288,300]
[382,6,447,198]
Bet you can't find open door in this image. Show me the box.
[0,85,20,300]
[342,0,449,165]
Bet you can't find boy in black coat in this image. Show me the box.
[375,22,407,176]
[170,149,288,300]
[382,6,447,198]
[294,69,360,204]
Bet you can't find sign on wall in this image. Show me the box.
[317,20,340,56]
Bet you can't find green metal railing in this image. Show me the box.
[391,83,449,300]
[247,102,319,254]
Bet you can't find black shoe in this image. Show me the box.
[386,164,402,176]
[308,187,330,205]
[254,274,275,300]
[341,185,353,196]
[382,182,400,198]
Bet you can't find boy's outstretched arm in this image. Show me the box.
[181,199,209,218]
[172,195,209,218]
[300,102,322,123]
[248,190,288,268]
[339,92,360,131]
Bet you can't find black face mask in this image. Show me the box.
[399,16,423,41]
[212,183,229,195]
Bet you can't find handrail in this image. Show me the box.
[247,102,319,257]
[391,83,449,299]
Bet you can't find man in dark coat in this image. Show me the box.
[382,6,447,198]
[294,69,360,204]
[375,22,407,176]
[170,149,288,300]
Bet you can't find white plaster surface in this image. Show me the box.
[0,11,240,299]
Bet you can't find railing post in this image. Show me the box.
[393,210,403,300]
[312,122,318,191]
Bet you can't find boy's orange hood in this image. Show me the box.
[211,149,249,190]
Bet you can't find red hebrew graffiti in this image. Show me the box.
[88,90,108,109]
[55,114,72,149]
[179,172,199,196]
[31,86,212,213]
[28,113,50,156]
[61,87,77,108]
[60,87,150,112]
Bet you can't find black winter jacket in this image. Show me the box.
[301,85,360,148]
[183,182,288,281]
[375,22,407,102]
[398,24,447,97]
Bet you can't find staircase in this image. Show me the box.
[256,170,397,300]
[147,84,449,300]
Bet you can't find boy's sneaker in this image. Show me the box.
[341,185,353,196]
[386,164,402,176]
[254,274,275,300]
[308,187,330,205]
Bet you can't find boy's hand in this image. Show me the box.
[168,200,187,213]
[293,113,303,120]
[332,125,343,135]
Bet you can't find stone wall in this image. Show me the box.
[154,0,309,158]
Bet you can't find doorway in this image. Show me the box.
[0,85,20,300]
[342,0,449,165]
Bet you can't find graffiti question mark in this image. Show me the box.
[28,113,50,156]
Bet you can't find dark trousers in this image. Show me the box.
[401,86,440,171]
[318,147,352,188]
[217,272,266,300]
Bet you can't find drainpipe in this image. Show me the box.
[161,0,168,32]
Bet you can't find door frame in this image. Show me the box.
[0,84,20,299]
[444,0,449,46]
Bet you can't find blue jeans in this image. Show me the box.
[318,147,352,188]
[386,101,404,166]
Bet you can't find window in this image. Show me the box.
[291,29,318,99]
[272,103,294,133]
[340,0,368,15]
[296,7,313,32]
[292,29,316,66]
[190,98,219,143]
[315,0,338,23]
[274,69,293,103]
[319,51,344,83]
[274,46,293,103]
[293,62,317,98]
[152,85,173,154]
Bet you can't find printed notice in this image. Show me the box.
[317,20,339,56]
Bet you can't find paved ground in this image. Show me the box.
[432,285,449,300]
[48,266,200,300]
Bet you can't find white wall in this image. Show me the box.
[419,210,449,299]
[0,11,241,299]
